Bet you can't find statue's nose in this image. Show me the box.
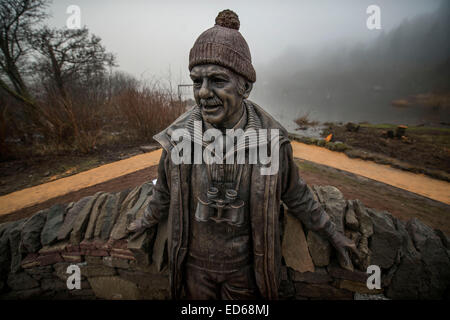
[198,79,212,99]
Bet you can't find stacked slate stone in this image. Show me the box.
[0,182,169,300]
[280,185,450,300]
[0,183,449,300]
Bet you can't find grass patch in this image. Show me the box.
[320,122,450,181]
[289,133,352,153]
[360,123,450,133]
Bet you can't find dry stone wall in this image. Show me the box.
[0,182,449,300]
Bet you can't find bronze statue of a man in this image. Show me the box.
[128,9,357,300]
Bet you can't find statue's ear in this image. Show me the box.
[243,82,253,99]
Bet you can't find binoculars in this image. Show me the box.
[195,186,245,227]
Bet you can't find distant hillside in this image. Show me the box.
[255,1,450,124]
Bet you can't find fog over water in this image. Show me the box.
[48,0,449,127]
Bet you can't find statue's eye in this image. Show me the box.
[212,78,226,85]
[193,79,202,87]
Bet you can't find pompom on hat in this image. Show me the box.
[189,9,256,83]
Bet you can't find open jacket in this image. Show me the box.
[139,100,335,299]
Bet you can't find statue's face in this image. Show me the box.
[190,64,251,128]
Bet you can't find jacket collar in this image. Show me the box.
[154,100,266,154]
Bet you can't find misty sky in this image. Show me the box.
[47,0,442,86]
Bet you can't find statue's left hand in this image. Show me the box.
[329,232,359,271]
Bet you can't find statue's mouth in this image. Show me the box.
[200,97,222,113]
[202,104,221,112]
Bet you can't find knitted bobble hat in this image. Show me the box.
[189,9,256,83]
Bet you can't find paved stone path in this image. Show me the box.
[0,149,162,215]
[0,141,448,216]
[291,142,450,205]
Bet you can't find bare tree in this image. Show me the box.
[30,26,116,98]
[0,0,49,106]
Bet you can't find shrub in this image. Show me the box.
[34,93,104,154]
[294,112,319,129]
[0,105,9,159]
[112,86,186,141]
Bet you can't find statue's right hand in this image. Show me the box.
[127,220,144,234]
